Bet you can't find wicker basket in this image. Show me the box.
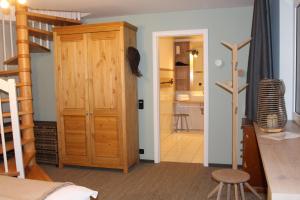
[256,79,287,132]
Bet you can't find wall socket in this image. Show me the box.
[139,149,144,154]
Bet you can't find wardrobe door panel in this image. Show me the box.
[64,115,87,156]
[88,31,120,113]
[56,34,90,165]
[93,117,119,157]
[87,31,122,167]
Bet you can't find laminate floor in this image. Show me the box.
[42,162,266,200]
[160,131,203,163]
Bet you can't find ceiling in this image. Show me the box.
[27,0,254,18]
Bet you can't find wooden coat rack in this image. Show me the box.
[208,38,262,200]
[216,38,250,170]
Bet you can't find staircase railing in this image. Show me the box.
[0,79,24,178]
[0,7,16,70]
[0,7,82,65]
[27,9,81,50]
[0,4,82,178]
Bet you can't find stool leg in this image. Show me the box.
[234,184,239,200]
[240,183,245,200]
[207,184,220,199]
[245,182,262,200]
[227,184,231,200]
[217,182,224,200]
[184,116,189,131]
[180,115,183,131]
[175,116,179,132]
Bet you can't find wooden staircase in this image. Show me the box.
[0,4,81,180]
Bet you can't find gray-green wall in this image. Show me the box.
[31,6,253,164]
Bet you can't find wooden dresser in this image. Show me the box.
[241,119,267,192]
[53,22,139,173]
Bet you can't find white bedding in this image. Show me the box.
[45,185,98,200]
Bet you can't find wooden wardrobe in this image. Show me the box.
[53,22,139,173]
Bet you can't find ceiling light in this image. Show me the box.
[0,0,9,9]
[17,0,27,5]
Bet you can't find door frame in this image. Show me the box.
[152,29,209,167]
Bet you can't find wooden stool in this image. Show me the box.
[207,169,262,200]
[174,113,189,132]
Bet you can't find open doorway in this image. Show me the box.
[153,29,209,166]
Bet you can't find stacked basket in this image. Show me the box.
[34,121,58,165]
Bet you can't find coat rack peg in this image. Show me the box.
[237,37,252,50]
[221,41,234,50]
[216,81,233,94]
[234,62,238,69]
[238,84,248,93]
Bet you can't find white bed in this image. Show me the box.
[45,185,98,200]
[0,175,98,200]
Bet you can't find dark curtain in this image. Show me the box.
[245,0,274,121]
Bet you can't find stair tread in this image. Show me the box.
[27,12,81,26]
[1,97,32,103]
[0,151,36,176]
[0,171,19,177]
[25,164,52,181]
[3,57,18,65]
[3,41,51,65]
[29,42,51,53]
[2,111,33,118]
[4,124,34,133]
[3,42,50,65]
[28,27,53,40]
[0,138,35,154]
[0,69,19,76]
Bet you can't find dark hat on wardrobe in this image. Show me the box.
[127,47,142,77]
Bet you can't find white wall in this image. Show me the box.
[159,37,175,137]
[159,38,174,69]
[190,41,204,91]
[280,0,296,119]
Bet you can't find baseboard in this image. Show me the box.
[209,163,243,168]
[140,159,155,163]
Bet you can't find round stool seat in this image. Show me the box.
[212,169,250,184]
[174,113,189,117]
